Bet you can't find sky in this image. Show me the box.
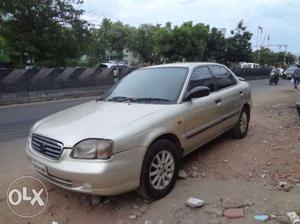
[79,0,300,54]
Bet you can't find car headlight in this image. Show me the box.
[71,139,114,160]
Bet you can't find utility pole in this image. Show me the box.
[256,26,263,63]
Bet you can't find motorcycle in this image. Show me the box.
[269,70,279,85]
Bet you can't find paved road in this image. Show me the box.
[0,79,291,142]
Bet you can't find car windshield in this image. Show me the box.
[104,67,188,104]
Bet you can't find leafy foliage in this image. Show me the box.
[0,0,90,67]
[0,2,297,68]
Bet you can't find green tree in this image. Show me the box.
[225,20,252,63]
[0,0,90,67]
[129,24,160,64]
[253,48,297,66]
[155,22,209,62]
[89,18,135,64]
[204,27,226,62]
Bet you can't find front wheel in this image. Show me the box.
[230,107,250,138]
[138,139,180,200]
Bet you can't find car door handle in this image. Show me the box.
[215,99,222,104]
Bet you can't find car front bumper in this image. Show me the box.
[26,140,146,196]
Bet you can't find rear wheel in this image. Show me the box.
[230,107,249,138]
[138,139,180,200]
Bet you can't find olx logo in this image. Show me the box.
[7,176,48,218]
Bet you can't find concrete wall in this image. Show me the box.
[0,66,134,93]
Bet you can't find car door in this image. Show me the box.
[181,66,225,153]
[209,65,242,131]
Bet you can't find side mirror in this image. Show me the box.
[184,86,210,101]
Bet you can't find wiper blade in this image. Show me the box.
[131,97,170,103]
[107,96,133,102]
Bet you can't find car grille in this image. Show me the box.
[31,134,64,160]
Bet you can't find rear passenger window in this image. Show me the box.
[188,66,215,92]
[210,65,237,90]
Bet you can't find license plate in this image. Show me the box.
[32,161,48,176]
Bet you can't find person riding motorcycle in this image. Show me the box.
[269,66,280,85]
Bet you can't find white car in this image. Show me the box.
[26,62,251,199]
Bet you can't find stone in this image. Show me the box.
[133,210,142,217]
[283,185,293,192]
[223,160,229,163]
[191,171,199,178]
[178,169,188,179]
[185,197,205,208]
[51,222,59,224]
[144,221,153,224]
[279,181,288,188]
[192,166,199,171]
[91,196,101,206]
[223,208,244,219]
[132,204,139,209]
[267,161,272,166]
[140,204,149,213]
[221,198,244,209]
[129,215,137,220]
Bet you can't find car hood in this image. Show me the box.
[32,101,167,146]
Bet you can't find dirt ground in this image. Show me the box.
[1,81,300,224]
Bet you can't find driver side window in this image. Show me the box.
[188,66,215,92]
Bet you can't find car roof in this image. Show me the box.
[144,62,223,69]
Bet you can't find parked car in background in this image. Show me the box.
[99,62,129,69]
[283,66,297,79]
[240,63,261,69]
[26,62,252,200]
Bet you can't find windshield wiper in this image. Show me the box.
[107,96,133,102]
[131,97,170,103]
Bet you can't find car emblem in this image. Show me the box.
[39,143,46,152]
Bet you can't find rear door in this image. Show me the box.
[209,65,242,130]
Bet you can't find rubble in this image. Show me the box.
[185,197,205,208]
[223,208,244,219]
[287,211,300,224]
[91,195,101,205]
[178,169,188,179]
[254,214,269,222]
[140,204,149,213]
[191,171,199,178]
[129,215,137,220]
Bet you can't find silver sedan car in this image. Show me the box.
[26,62,251,200]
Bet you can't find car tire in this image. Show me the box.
[138,139,180,200]
[230,107,250,139]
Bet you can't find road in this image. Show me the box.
[0,79,291,142]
